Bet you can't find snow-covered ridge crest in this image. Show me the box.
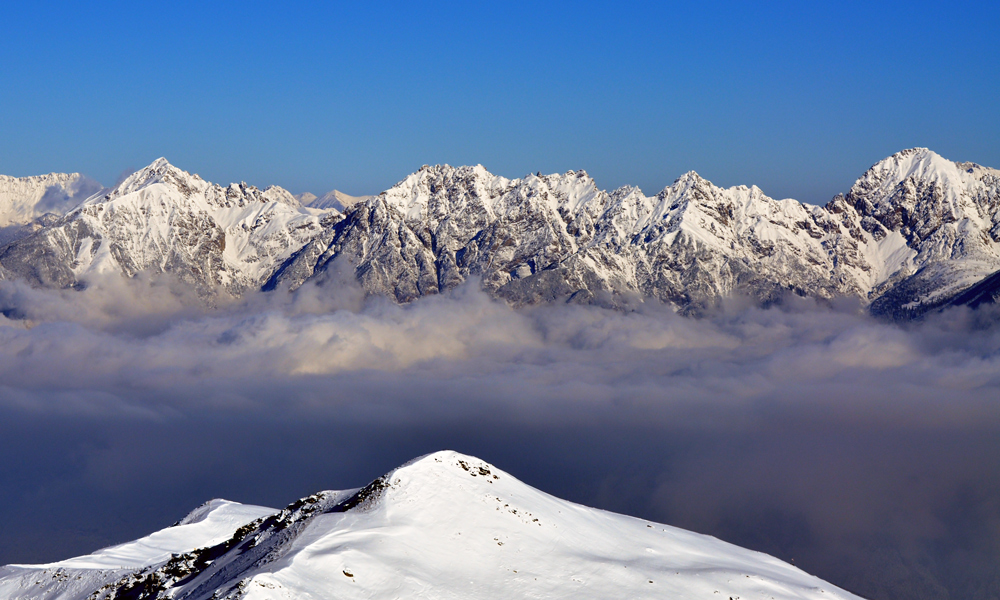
[269,159,904,309]
[379,163,513,220]
[98,158,300,209]
[0,499,275,600]
[0,451,866,600]
[266,149,998,315]
[303,190,374,211]
[0,158,339,299]
[2,149,998,317]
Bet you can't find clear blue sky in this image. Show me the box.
[1,1,997,203]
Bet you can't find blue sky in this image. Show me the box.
[1,1,997,203]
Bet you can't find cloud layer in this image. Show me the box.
[1,277,999,600]
[2,276,998,424]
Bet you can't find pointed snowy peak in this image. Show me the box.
[662,170,716,196]
[848,148,962,200]
[145,156,173,171]
[842,148,994,242]
[0,156,336,299]
[95,160,301,208]
[102,157,207,201]
[55,450,863,600]
[258,184,300,207]
[128,157,189,183]
[674,170,707,184]
[380,164,511,219]
[652,170,708,201]
[295,191,318,205]
[608,184,646,199]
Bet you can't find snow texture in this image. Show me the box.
[0,451,864,600]
[0,500,274,600]
[0,159,340,300]
[2,149,998,317]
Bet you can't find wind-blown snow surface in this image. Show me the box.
[0,452,863,600]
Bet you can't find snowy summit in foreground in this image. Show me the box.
[0,451,864,600]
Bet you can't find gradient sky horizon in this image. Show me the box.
[2,1,998,204]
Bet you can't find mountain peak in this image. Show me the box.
[856,147,955,185]
[847,148,971,205]
[391,164,503,190]
[666,170,711,195]
[147,156,173,170]
[346,451,502,508]
[675,170,706,184]
[306,189,373,211]
[394,450,497,479]
[105,157,205,200]
[132,157,189,181]
[0,450,864,600]
[380,164,512,220]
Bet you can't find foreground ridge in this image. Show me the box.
[0,451,865,600]
[2,149,998,317]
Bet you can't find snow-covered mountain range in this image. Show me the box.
[2,149,998,316]
[0,451,864,600]
[0,159,339,299]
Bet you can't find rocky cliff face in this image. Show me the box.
[266,149,1000,315]
[3,149,999,316]
[837,149,1000,317]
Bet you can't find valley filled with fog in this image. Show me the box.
[2,276,998,600]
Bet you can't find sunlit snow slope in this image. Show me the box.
[4,148,995,316]
[0,451,865,600]
[0,159,340,299]
[267,149,1000,316]
[0,500,275,600]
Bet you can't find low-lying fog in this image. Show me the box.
[1,273,998,600]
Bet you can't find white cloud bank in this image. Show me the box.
[0,275,997,430]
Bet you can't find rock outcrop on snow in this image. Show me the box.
[0,452,865,600]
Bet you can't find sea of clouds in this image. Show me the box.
[1,275,998,600]
[1,272,998,424]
